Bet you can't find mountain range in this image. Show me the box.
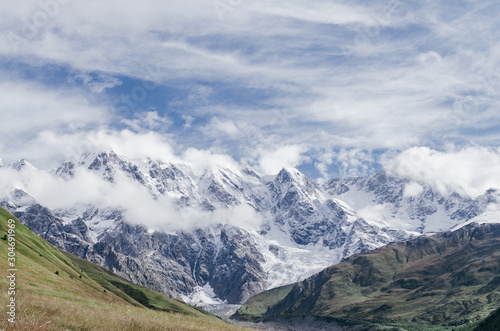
[1,151,498,308]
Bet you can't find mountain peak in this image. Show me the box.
[276,167,292,182]
[79,149,118,161]
[5,188,36,208]
[11,159,36,171]
[77,150,126,168]
[275,166,303,182]
[486,188,498,195]
[242,167,261,179]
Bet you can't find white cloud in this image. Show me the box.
[121,111,172,132]
[206,117,240,138]
[258,145,308,175]
[418,51,442,66]
[0,0,499,180]
[72,73,122,93]
[254,0,379,26]
[182,115,195,129]
[0,129,180,172]
[403,182,424,198]
[0,77,111,168]
[182,147,241,175]
[388,146,500,197]
[187,85,214,105]
[314,147,375,182]
[357,203,392,225]
[0,79,108,135]
[0,160,263,232]
[38,130,179,165]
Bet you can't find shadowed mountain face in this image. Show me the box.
[235,223,500,328]
[474,304,500,331]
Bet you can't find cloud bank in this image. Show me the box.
[388,146,500,198]
[0,160,264,232]
[1,0,499,180]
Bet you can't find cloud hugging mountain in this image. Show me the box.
[1,149,498,305]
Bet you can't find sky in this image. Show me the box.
[1,0,500,184]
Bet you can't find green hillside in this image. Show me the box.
[0,207,250,330]
[235,224,500,330]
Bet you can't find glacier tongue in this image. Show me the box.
[181,283,225,306]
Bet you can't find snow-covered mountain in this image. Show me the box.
[325,170,498,234]
[1,151,498,306]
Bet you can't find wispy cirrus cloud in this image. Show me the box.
[0,0,499,179]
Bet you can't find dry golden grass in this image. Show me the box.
[0,282,252,331]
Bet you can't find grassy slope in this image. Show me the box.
[0,207,250,330]
[236,225,500,330]
[235,284,293,318]
[61,250,212,316]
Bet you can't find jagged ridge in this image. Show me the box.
[0,151,498,306]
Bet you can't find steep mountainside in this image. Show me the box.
[0,207,249,330]
[234,223,500,329]
[474,304,500,331]
[1,152,498,305]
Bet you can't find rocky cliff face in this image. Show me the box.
[3,196,267,303]
[1,152,497,305]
